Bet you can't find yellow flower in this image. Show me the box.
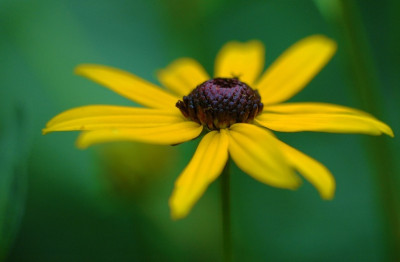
[43,35,393,219]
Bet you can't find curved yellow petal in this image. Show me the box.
[276,139,335,199]
[43,105,184,134]
[255,112,394,137]
[214,40,265,86]
[169,131,229,220]
[75,64,179,109]
[157,58,210,96]
[256,35,337,105]
[76,121,203,148]
[225,124,300,189]
[263,102,373,116]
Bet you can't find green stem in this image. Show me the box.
[316,1,400,260]
[221,160,232,262]
[338,2,400,261]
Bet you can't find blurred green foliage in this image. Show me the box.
[0,0,399,261]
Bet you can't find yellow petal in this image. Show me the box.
[76,121,203,148]
[43,105,184,134]
[225,124,300,189]
[255,111,394,137]
[169,131,229,220]
[75,64,179,109]
[263,102,373,116]
[214,40,265,86]
[157,58,210,96]
[276,140,335,199]
[256,35,337,104]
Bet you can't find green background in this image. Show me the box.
[1,0,399,261]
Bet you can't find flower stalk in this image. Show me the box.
[221,159,232,262]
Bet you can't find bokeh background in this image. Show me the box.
[1,0,399,261]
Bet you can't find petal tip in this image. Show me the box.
[289,178,303,190]
[385,127,394,138]
[304,34,338,57]
[75,137,89,149]
[319,179,336,200]
[74,64,87,75]
[74,64,105,77]
[169,200,188,220]
[246,39,265,48]
[321,191,335,200]
[280,169,303,190]
[74,64,94,75]
[170,210,186,221]
[309,34,337,46]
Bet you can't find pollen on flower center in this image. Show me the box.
[176,78,263,130]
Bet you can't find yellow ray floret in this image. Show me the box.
[76,64,179,109]
[225,124,301,189]
[76,121,203,149]
[255,112,393,136]
[276,140,335,200]
[157,58,210,97]
[256,35,337,105]
[263,102,374,116]
[214,40,265,86]
[43,105,184,134]
[169,131,229,220]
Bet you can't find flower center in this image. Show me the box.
[176,78,263,130]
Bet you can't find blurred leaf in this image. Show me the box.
[0,103,29,260]
[96,142,177,200]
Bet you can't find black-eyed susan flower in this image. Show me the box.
[43,35,393,220]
